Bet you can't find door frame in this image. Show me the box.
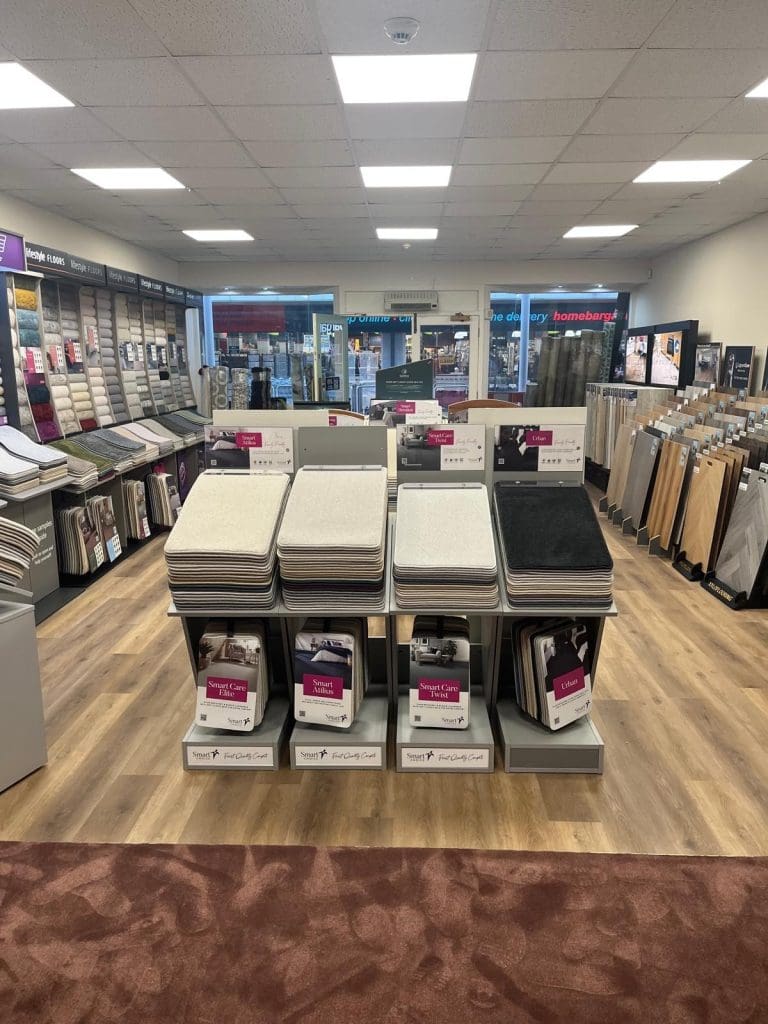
[415,314,482,401]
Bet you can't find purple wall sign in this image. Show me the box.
[0,229,27,273]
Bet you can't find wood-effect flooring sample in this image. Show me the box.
[680,456,727,571]
[646,438,689,550]
[606,423,634,509]
[714,472,768,597]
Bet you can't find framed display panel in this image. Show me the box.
[624,320,700,389]
[694,342,721,387]
[623,333,649,385]
[721,345,755,393]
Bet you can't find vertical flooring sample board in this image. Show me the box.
[621,429,661,531]
[645,438,689,549]
[680,456,727,571]
[714,471,768,598]
[606,423,635,509]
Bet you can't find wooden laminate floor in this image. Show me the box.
[1,509,767,856]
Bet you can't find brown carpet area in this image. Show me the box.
[1,842,766,1024]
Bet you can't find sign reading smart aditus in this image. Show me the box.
[0,228,27,273]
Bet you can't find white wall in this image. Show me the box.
[0,193,180,282]
[631,211,768,391]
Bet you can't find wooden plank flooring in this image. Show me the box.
[1,508,767,855]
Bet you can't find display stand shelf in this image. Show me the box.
[0,583,33,605]
[1,476,74,502]
[290,691,388,770]
[496,702,604,773]
[396,695,495,772]
[0,599,47,793]
[182,696,291,771]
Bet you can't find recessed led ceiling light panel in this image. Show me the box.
[332,54,477,103]
[376,228,439,240]
[746,75,768,97]
[72,167,185,189]
[0,63,74,108]
[361,165,452,188]
[564,225,637,239]
[634,159,751,183]
[183,229,254,242]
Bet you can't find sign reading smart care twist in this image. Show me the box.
[25,242,106,284]
[138,275,164,299]
[0,228,27,273]
[105,266,139,292]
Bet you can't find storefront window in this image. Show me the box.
[207,292,333,406]
[488,291,629,406]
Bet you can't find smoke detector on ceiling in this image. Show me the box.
[384,17,421,45]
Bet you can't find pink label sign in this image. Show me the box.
[205,676,248,703]
[396,401,416,414]
[235,431,263,448]
[552,667,585,701]
[303,673,343,700]
[328,415,338,426]
[525,430,553,446]
[418,678,461,703]
[427,429,455,447]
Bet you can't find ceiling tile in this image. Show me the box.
[135,140,253,167]
[458,137,569,164]
[466,100,598,137]
[23,58,203,106]
[263,166,360,188]
[178,56,337,105]
[584,98,730,134]
[489,0,675,50]
[128,0,320,55]
[122,191,210,208]
[95,107,232,141]
[293,204,369,218]
[611,49,768,98]
[528,183,620,200]
[451,164,549,186]
[446,185,536,203]
[352,138,457,165]
[0,0,165,58]
[0,167,95,190]
[315,0,492,53]
[558,133,685,162]
[476,51,634,101]
[367,204,446,220]
[170,167,272,188]
[444,202,521,217]
[544,162,647,184]
[0,144,58,169]
[647,1,768,48]
[661,133,768,159]
[28,140,157,167]
[217,105,346,140]
[515,199,604,216]
[210,204,298,219]
[247,140,353,167]
[279,186,366,204]
[0,108,120,144]
[609,182,718,201]
[194,186,289,204]
[346,104,467,140]
[699,99,768,133]
[360,187,449,204]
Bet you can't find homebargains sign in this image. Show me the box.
[492,307,616,325]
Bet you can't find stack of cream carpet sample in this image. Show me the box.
[142,301,166,413]
[59,283,96,429]
[123,478,151,540]
[165,472,290,612]
[277,466,388,611]
[79,287,113,426]
[5,283,38,440]
[96,288,127,422]
[129,297,154,415]
[0,426,68,486]
[40,281,78,435]
[114,292,144,420]
[0,514,40,586]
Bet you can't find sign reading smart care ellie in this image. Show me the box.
[0,228,27,273]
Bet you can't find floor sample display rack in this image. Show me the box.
[171,412,615,775]
[599,385,768,610]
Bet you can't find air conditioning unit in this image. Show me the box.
[384,289,439,312]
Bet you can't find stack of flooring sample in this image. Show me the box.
[59,284,97,430]
[156,412,200,443]
[93,427,148,462]
[80,287,113,427]
[96,288,127,422]
[175,309,195,407]
[129,297,154,415]
[175,410,210,427]
[56,451,99,491]
[123,420,174,456]
[56,494,120,575]
[123,478,151,540]
[409,616,470,729]
[142,417,184,451]
[293,619,365,728]
[0,425,68,484]
[196,621,269,731]
[71,431,135,473]
[5,283,38,441]
[157,303,176,410]
[394,483,499,609]
[110,425,160,462]
[49,438,115,484]
[0,514,40,586]
[494,484,613,608]
[713,470,768,600]
[13,277,62,442]
[142,301,166,413]
[509,618,594,731]
[146,472,178,528]
[114,292,144,420]
[40,281,78,435]
[165,472,290,610]
[277,467,387,611]
[0,448,39,497]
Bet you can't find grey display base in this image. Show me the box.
[0,601,47,793]
[290,693,388,770]
[0,476,73,502]
[496,701,604,774]
[396,694,495,773]
[182,696,290,771]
